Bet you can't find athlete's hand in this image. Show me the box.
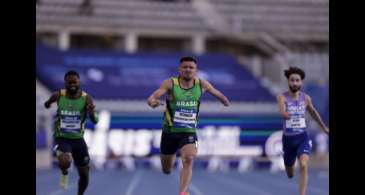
[324,127,329,135]
[148,99,164,108]
[220,96,230,107]
[282,112,290,120]
[44,102,51,109]
[44,92,60,109]
[86,103,95,114]
[223,100,230,107]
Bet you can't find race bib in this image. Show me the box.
[60,115,81,133]
[285,117,306,129]
[173,108,197,128]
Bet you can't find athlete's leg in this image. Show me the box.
[282,135,296,179]
[160,132,178,175]
[297,132,312,195]
[55,139,72,174]
[179,143,197,195]
[160,154,177,175]
[283,147,296,178]
[57,152,72,189]
[72,138,91,195]
[76,166,90,195]
[58,152,72,175]
[55,139,72,189]
[298,154,309,195]
[285,165,295,178]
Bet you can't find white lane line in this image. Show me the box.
[210,173,275,195]
[125,171,143,195]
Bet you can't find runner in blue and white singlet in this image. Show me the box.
[277,67,329,195]
[283,91,307,136]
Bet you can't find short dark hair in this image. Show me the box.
[180,56,197,64]
[284,67,305,80]
[64,70,80,80]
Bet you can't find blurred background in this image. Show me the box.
[36,0,329,194]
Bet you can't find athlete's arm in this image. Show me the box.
[305,95,329,134]
[147,79,171,108]
[277,94,290,120]
[44,91,60,109]
[86,95,98,124]
[201,79,230,106]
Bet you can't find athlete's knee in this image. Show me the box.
[58,153,72,167]
[162,163,172,175]
[60,154,71,161]
[300,161,308,171]
[182,155,195,167]
[286,167,294,178]
[162,168,172,175]
[160,154,176,174]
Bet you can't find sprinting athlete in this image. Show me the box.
[44,70,98,195]
[147,56,230,195]
[277,67,329,195]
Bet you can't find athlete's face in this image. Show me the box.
[179,61,197,81]
[65,75,80,95]
[288,74,302,93]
